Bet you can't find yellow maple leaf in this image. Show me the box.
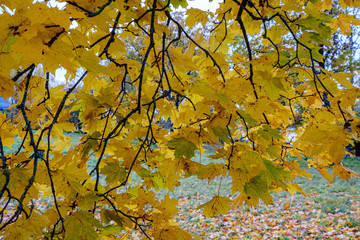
[197,195,232,218]
[0,74,15,98]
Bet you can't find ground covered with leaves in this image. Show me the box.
[175,191,360,239]
[128,156,360,239]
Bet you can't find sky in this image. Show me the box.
[188,0,221,11]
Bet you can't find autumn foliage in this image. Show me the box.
[0,0,360,239]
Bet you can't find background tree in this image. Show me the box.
[323,2,360,81]
[0,0,359,239]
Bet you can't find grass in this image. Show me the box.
[345,217,360,228]
[171,150,360,204]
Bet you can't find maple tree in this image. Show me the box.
[0,0,360,239]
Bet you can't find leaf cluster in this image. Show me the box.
[0,0,359,239]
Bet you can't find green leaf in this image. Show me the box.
[263,159,292,189]
[100,161,127,184]
[257,125,283,141]
[101,225,123,237]
[211,126,230,143]
[81,131,101,159]
[100,209,125,227]
[244,172,273,205]
[237,110,259,125]
[64,211,102,240]
[170,0,188,8]
[167,137,198,159]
